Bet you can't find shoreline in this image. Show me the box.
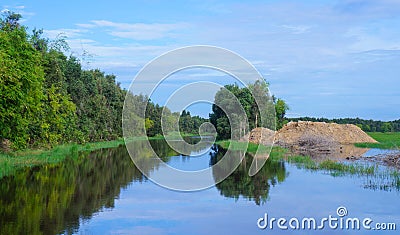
[0,133,203,179]
[1,132,398,180]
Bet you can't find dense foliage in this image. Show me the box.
[179,110,209,135]
[0,12,127,149]
[286,117,400,132]
[209,81,289,140]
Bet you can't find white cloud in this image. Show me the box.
[281,24,312,34]
[44,28,87,39]
[75,23,97,29]
[345,26,400,52]
[81,20,189,40]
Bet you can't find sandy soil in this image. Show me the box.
[241,121,377,159]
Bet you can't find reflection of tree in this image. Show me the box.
[0,139,216,234]
[0,146,143,235]
[212,147,287,205]
[149,138,213,158]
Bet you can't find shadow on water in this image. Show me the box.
[211,147,288,205]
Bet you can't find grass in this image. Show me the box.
[278,150,376,176]
[0,133,201,179]
[355,132,400,149]
[0,138,127,179]
[216,140,271,154]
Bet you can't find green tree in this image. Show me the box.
[210,80,286,140]
[0,12,45,148]
[275,98,289,129]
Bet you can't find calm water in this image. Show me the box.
[0,139,399,235]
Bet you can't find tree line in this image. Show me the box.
[0,12,208,150]
[123,92,210,138]
[286,117,400,132]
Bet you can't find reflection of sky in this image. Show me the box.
[76,161,400,235]
[363,148,400,157]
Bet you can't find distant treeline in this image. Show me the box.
[286,117,400,132]
[0,12,206,149]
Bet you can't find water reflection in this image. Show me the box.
[0,146,140,235]
[211,147,287,205]
[0,139,399,235]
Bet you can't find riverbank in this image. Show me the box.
[216,140,377,175]
[0,138,126,178]
[1,132,398,179]
[0,133,204,179]
[217,132,399,176]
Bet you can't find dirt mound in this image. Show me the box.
[275,121,377,146]
[241,121,376,159]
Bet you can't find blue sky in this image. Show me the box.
[2,0,400,120]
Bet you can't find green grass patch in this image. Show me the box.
[216,140,271,154]
[355,132,400,149]
[0,138,127,179]
[285,153,376,176]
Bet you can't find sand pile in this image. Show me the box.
[275,121,377,146]
[241,121,377,159]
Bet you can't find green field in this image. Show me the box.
[355,132,400,149]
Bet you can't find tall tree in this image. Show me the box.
[210,81,288,140]
[0,12,44,148]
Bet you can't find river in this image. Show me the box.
[0,138,399,234]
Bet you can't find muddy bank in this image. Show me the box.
[363,151,400,169]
